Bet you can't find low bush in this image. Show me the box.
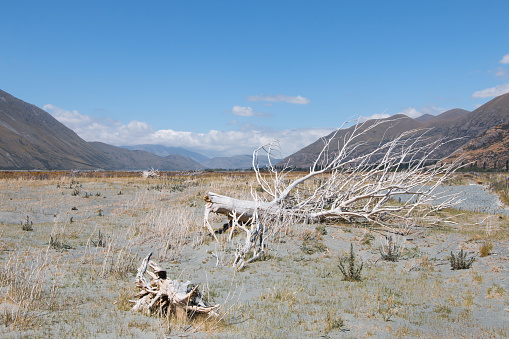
[449,249,475,270]
[338,243,363,281]
[21,216,33,232]
[379,235,405,262]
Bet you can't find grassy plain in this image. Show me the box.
[0,171,508,338]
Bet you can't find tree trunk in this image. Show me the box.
[204,192,276,222]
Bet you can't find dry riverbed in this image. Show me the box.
[0,172,508,338]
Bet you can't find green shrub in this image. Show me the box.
[449,249,474,270]
[315,225,327,235]
[338,244,363,281]
[379,236,405,262]
[361,232,375,245]
[49,235,73,250]
[21,215,33,231]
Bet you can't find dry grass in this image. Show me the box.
[0,248,61,329]
[0,171,508,337]
[479,242,494,257]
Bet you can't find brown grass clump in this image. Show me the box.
[479,242,494,257]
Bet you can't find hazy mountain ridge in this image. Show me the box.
[280,114,429,168]
[121,145,209,163]
[89,142,204,171]
[201,154,280,170]
[123,145,280,169]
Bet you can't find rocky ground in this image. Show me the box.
[0,173,508,338]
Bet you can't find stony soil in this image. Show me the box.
[0,173,508,338]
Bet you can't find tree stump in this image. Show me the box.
[131,253,219,318]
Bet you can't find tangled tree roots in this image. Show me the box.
[131,253,219,319]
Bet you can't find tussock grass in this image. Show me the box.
[0,248,61,329]
[479,242,494,257]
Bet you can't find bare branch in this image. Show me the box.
[202,117,465,268]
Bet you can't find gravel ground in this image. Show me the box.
[397,184,509,215]
[1,178,508,338]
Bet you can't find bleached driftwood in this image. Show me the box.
[203,118,464,269]
[131,253,219,319]
[142,168,160,179]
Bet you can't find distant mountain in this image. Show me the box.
[280,114,425,169]
[202,154,280,170]
[120,144,274,170]
[427,108,470,122]
[415,109,470,123]
[415,113,435,122]
[89,142,204,171]
[0,89,112,170]
[0,89,205,171]
[121,144,209,163]
[281,95,509,169]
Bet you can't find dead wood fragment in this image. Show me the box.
[131,253,219,318]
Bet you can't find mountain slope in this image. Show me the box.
[451,94,509,139]
[415,114,435,122]
[0,89,112,170]
[448,120,509,168]
[0,89,206,171]
[89,142,205,171]
[280,114,426,168]
[281,94,509,169]
[425,108,470,123]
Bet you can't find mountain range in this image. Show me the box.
[120,145,209,163]
[120,144,277,169]
[281,93,509,169]
[2,88,509,171]
[0,89,202,171]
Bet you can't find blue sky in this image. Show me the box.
[1,1,509,157]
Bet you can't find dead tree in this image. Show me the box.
[142,168,160,179]
[131,253,219,319]
[203,118,464,269]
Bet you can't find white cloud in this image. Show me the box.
[44,104,153,144]
[495,69,508,77]
[500,53,509,64]
[358,113,390,122]
[231,106,269,117]
[361,107,421,122]
[359,105,447,123]
[44,104,334,158]
[145,125,334,157]
[472,83,509,98]
[247,94,311,105]
[397,105,447,119]
[43,104,93,128]
[398,107,422,119]
[420,105,447,116]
